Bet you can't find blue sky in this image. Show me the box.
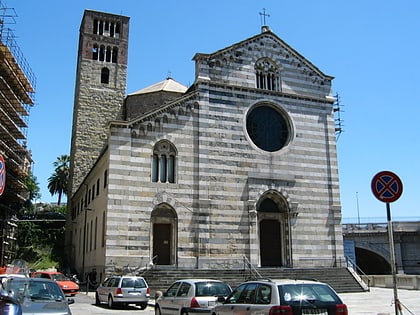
[6,0,419,222]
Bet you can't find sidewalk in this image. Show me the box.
[340,287,420,314]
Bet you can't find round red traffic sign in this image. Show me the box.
[0,155,5,196]
[371,171,403,203]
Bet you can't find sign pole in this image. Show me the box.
[386,202,401,315]
[371,171,403,315]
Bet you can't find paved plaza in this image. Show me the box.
[76,287,420,315]
[340,287,420,314]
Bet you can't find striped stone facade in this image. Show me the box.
[68,15,344,279]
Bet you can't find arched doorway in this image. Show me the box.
[260,219,282,266]
[257,191,290,267]
[151,203,177,265]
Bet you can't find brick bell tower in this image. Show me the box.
[69,10,130,197]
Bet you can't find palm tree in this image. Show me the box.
[23,172,41,209]
[47,155,70,205]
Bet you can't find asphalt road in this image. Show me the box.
[69,292,154,315]
[70,287,420,315]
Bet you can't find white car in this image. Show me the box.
[155,279,232,315]
[95,275,150,309]
[212,278,348,315]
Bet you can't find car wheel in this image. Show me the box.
[139,302,147,310]
[95,292,100,305]
[155,305,162,315]
[108,295,114,309]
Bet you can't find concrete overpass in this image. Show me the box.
[343,221,420,275]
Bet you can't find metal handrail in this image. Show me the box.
[345,256,370,291]
[243,256,262,280]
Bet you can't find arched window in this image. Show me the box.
[105,46,112,62]
[151,140,177,183]
[112,47,118,63]
[255,58,280,91]
[92,44,99,60]
[93,19,98,34]
[101,67,109,84]
[99,45,105,61]
[115,22,120,36]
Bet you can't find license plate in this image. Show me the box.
[208,301,215,306]
[302,310,327,315]
[128,291,141,295]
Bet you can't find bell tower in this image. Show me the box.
[69,10,130,196]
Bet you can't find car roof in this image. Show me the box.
[246,278,327,285]
[5,277,56,284]
[175,279,226,283]
[29,278,56,282]
[33,271,61,274]
[108,275,145,278]
[0,274,27,278]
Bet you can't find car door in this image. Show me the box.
[97,278,110,302]
[173,281,192,313]
[159,281,182,315]
[98,277,116,301]
[215,283,258,315]
[250,284,272,314]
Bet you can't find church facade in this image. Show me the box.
[67,10,344,279]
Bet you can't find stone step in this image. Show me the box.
[141,267,366,296]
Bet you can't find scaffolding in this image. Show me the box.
[0,0,36,265]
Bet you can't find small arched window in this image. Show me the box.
[112,47,118,63]
[99,45,105,61]
[101,67,109,84]
[151,140,177,184]
[105,46,112,62]
[93,19,98,34]
[92,44,99,60]
[255,58,280,91]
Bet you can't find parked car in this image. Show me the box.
[155,279,232,315]
[95,275,150,309]
[31,271,79,296]
[212,278,348,315]
[2,277,74,315]
[0,286,22,315]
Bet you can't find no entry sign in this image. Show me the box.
[371,170,403,203]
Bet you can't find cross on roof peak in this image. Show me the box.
[259,8,270,26]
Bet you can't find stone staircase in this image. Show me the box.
[141,267,367,296]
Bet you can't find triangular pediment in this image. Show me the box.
[194,28,332,80]
[192,28,333,99]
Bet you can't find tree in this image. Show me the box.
[47,155,70,205]
[24,172,41,208]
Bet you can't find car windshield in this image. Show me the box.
[195,282,231,297]
[3,278,65,302]
[121,278,146,288]
[51,273,68,281]
[278,284,340,304]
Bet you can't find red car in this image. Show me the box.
[31,271,79,296]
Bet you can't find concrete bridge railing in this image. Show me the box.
[362,275,420,290]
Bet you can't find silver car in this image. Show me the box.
[95,275,150,309]
[212,279,348,315]
[155,279,232,315]
[2,277,74,315]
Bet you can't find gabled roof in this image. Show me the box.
[129,77,188,96]
[193,28,333,80]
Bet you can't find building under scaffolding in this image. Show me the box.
[0,1,36,265]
